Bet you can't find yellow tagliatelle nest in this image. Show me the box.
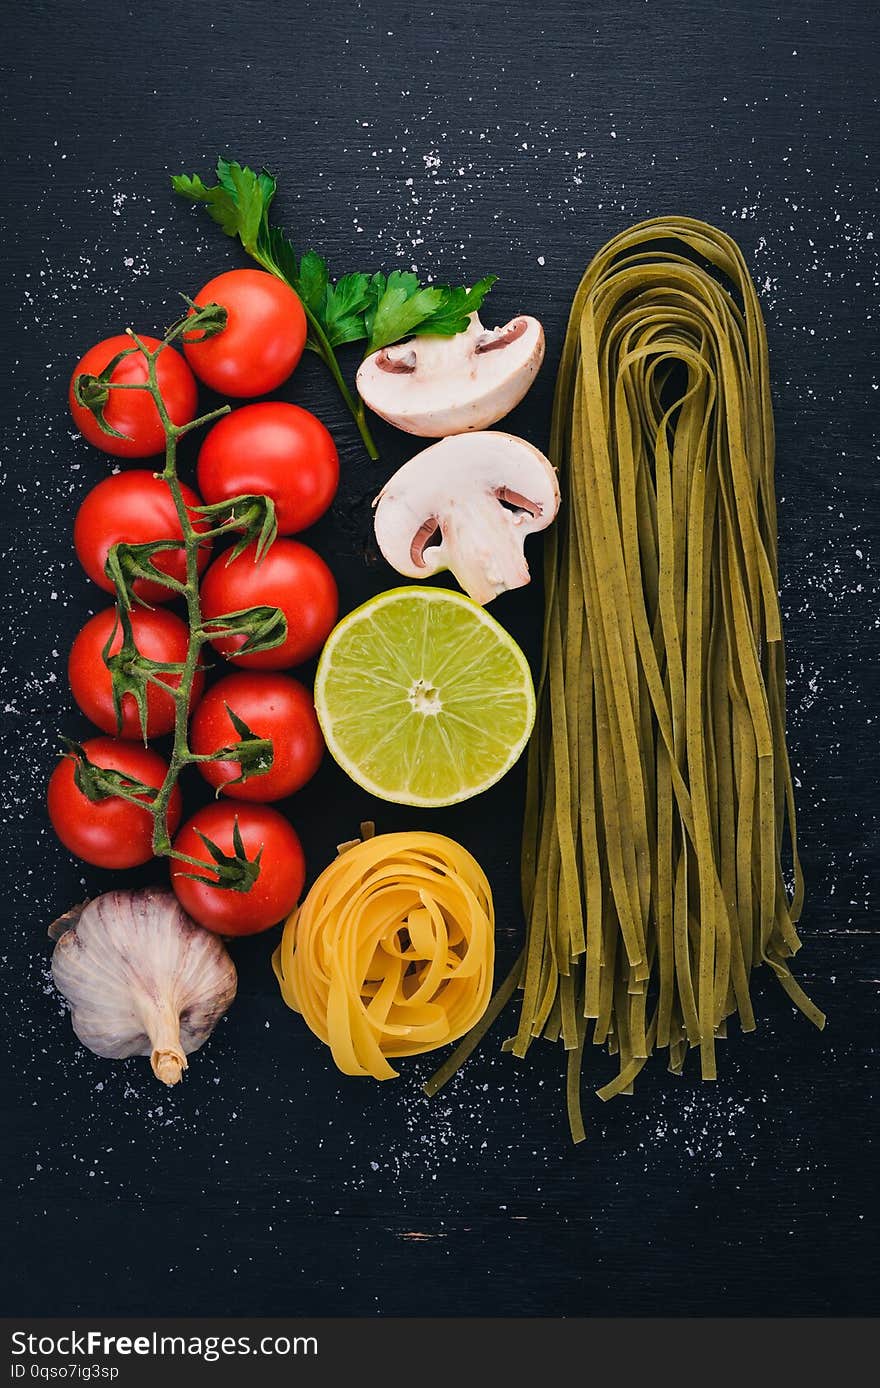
[272,831,495,1080]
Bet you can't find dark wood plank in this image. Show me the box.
[0,0,876,1317]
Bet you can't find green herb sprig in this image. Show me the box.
[172,158,497,459]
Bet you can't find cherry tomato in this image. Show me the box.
[69,335,198,459]
[183,269,307,398]
[68,606,205,739]
[200,539,338,670]
[197,403,339,535]
[48,736,181,869]
[191,672,323,802]
[74,471,212,603]
[171,802,305,935]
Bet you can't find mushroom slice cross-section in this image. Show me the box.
[372,431,560,606]
[357,312,545,437]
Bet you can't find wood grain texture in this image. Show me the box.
[0,0,876,1317]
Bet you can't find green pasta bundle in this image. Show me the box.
[428,217,824,1139]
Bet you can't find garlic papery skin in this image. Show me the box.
[50,888,237,1085]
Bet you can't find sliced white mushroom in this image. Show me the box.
[357,312,545,437]
[373,431,560,605]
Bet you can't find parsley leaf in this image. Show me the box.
[413,275,498,338]
[171,158,274,255]
[171,157,500,459]
[171,172,243,240]
[322,273,373,348]
[258,222,300,287]
[293,249,329,317]
[364,271,444,353]
[362,271,497,353]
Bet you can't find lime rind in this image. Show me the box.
[314,586,536,807]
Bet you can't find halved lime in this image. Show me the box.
[314,586,536,807]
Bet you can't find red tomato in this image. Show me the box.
[171,802,305,935]
[199,539,338,670]
[69,335,198,458]
[197,403,338,535]
[191,672,323,802]
[74,471,212,603]
[48,736,181,869]
[68,606,205,739]
[183,269,307,397]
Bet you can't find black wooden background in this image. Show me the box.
[1,0,877,1318]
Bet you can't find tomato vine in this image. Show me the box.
[66,306,284,890]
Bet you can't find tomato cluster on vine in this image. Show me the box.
[49,269,339,936]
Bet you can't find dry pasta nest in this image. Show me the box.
[273,828,495,1080]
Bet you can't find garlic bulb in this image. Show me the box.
[50,888,237,1085]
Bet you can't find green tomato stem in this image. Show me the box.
[121,330,230,860]
[66,313,283,890]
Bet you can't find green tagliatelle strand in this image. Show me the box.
[426,217,825,1140]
